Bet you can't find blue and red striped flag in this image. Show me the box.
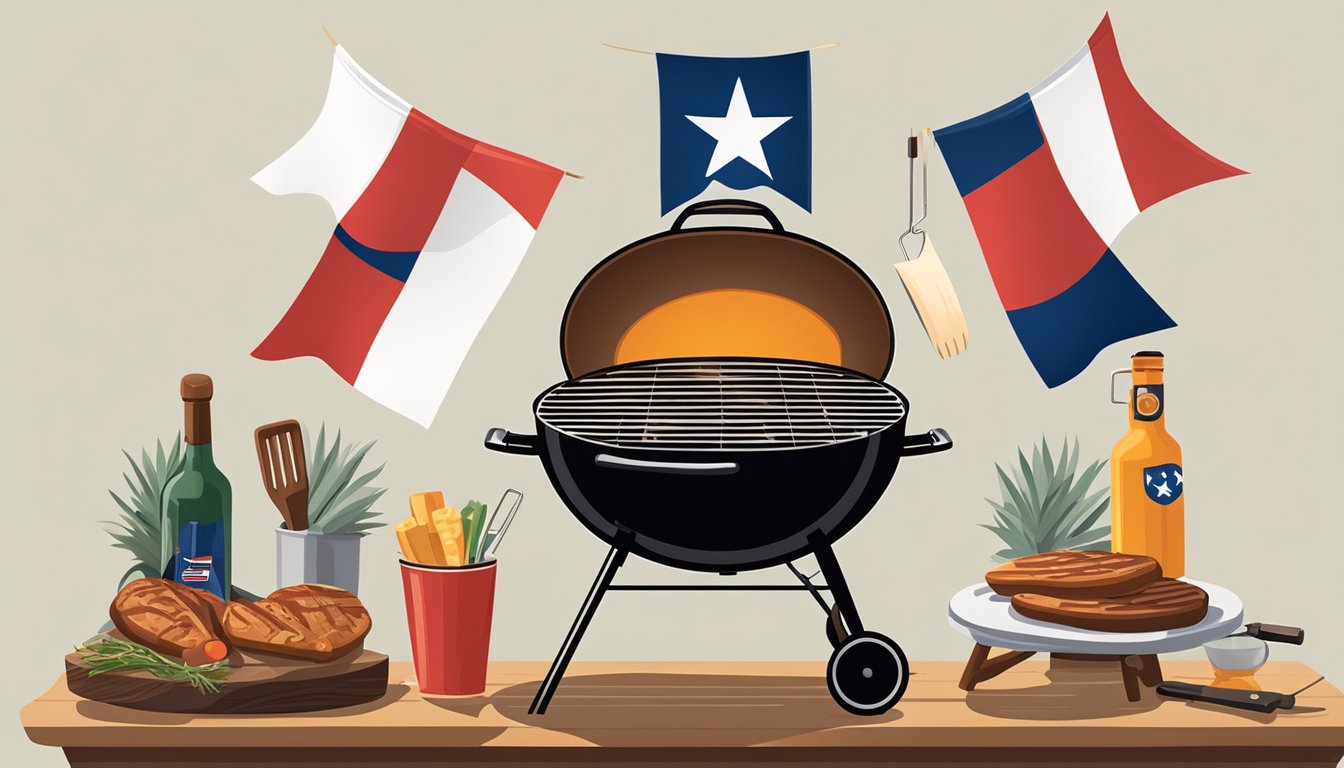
[934,15,1244,387]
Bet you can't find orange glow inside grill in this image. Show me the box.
[614,288,843,367]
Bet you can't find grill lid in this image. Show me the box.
[537,358,907,452]
[560,200,894,380]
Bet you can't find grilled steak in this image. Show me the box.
[190,586,229,627]
[986,550,1160,598]
[222,584,371,661]
[110,578,227,662]
[1010,578,1209,632]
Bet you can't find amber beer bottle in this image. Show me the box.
[161,374,233,599]
[1110,352,1184,577]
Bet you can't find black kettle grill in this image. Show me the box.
[485,200,953,715]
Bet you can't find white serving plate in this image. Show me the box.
[947,578,1244,655]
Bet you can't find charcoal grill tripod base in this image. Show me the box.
[527,530,907,716]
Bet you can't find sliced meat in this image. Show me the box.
[179,582,228,630]
[109,578,228,662]
[986,550,1161,598]
[222,584,371,662]
[1011,578,1209,632]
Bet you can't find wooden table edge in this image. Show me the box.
[25,660,1344,753]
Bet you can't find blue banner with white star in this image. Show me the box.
[656,51,811,214]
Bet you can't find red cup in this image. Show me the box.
[400,558,497,695]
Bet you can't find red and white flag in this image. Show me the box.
[253,46,564,426]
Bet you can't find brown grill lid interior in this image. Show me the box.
[561,212,893,380]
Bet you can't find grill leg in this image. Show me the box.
[809,531,863,634]
[529,539,629,715]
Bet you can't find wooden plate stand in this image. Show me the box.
[958,643,1163,702]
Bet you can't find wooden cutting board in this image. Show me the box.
[65,643,389,714]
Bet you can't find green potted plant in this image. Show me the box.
[275,424,387,594]
[981,436,1111,561]
[104,435,184,588]
[103,434,266,604]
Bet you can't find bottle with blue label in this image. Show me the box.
[161,374,232,600]
[1110,351,1184,577]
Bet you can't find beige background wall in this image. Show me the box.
[4,0,1342,763]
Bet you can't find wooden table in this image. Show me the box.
[22,659,1344,767]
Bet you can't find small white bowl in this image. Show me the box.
[1203,635,1269,673]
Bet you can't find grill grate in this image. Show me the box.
[538,359,906,451]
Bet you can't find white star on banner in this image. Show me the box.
[1174,470,1183,486]
[1155,481,1172,498]
[686,78,792,178]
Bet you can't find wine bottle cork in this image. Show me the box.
[181,373,214,401]
[181,373,214,445]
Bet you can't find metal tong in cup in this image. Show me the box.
[479,489,523,561]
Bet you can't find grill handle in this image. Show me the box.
[902,427,953,457]
[594,453,740,476]
[484,428,541,456]
[669,199,784,233]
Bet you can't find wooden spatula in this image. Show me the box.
[254,420,309,531]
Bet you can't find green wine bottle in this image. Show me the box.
[161,374,232,600]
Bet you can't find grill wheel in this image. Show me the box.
[827,631,910,715]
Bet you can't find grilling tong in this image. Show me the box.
[1158,622,1311,713]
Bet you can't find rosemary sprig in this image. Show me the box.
[76,636,232,694]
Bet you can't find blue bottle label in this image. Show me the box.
[1143,463,1184,505]
[175,520,226,599]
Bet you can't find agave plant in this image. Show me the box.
[981,436,1110,562]
[104,435,185,587]
[305,424,387,535]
